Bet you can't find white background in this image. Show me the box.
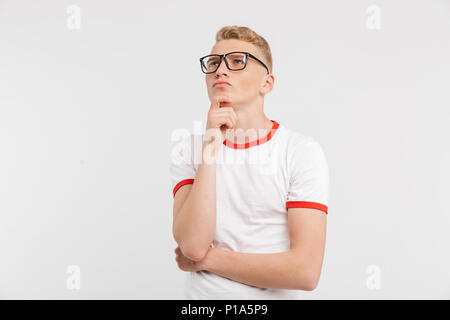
[0,0,449,299]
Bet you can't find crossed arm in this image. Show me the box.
[174,195,327,291]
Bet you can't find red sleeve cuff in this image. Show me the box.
[173,179,195,197]
[286,201,328,214]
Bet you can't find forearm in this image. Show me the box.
[204,247,316,291]
[173,141,219,260]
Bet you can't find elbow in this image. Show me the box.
[296,274,319,291]
[172,231,205,262]
[172,224,212,262]
[290,252,322,291]
[294,268,321,291]
[302,276,319,291]
[173,233,211,262]
[179,244,209,262]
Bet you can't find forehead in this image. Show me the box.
[210,39,259,56]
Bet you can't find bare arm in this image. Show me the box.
[172,141,218,261]
[172,96,236,262]
[200,208,327,290]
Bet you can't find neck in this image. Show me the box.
[224,100,273,144]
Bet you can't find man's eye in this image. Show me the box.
[234,59,244,64]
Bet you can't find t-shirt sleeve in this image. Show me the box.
[169,134,197,198]
[286,139,330,214]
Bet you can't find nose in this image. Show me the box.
[215,56,229,77]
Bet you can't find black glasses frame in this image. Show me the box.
[199,51,270,74]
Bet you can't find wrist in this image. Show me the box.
[201,141,220,164]
[202,247,219,271]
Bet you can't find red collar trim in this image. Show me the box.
[223,120,280,149]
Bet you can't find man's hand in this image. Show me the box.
[174,245,213,272]
[205,95,236,144]
[202,95,237,163]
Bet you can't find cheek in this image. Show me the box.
[238,78,260,95]
[206,80,213,96]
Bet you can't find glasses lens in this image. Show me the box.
[225,53,247,70]
[202,55,221,73]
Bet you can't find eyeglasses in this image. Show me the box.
[199,51,270,74]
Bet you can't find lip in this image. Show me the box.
[213,81,231,87]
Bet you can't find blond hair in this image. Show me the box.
[215,25,272,74]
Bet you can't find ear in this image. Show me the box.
[260,73,275,95]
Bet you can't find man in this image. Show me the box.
[170,25,329,299]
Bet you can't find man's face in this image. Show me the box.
[205,39,272,107]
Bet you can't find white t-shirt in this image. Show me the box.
[169,119,329,299]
